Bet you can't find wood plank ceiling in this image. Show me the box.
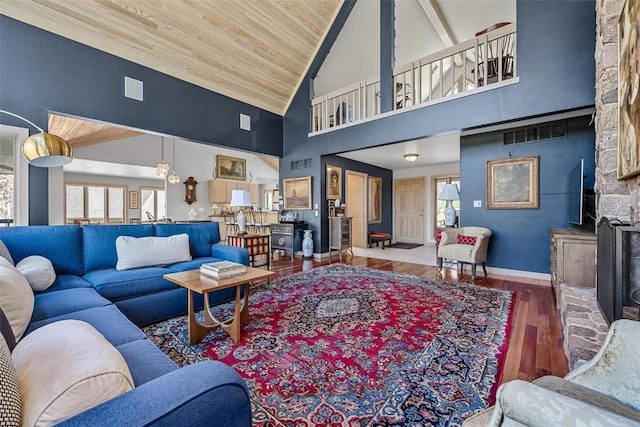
[2,0,342,115]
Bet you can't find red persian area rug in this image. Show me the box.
[142,264,514,426]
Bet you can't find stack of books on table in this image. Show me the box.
[199,260,247,279]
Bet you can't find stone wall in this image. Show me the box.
[595,0,640,222]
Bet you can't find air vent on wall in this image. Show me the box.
[503,121,567,145]
[290,158,313,170]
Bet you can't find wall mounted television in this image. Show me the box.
[568,159,595,230]
[568,159,584,225]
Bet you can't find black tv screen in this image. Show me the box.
[568,159,584,225]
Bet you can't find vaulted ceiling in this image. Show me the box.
[2,0,342,115]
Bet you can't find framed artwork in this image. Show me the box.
[617,0,640,179]
[487,156,539,209]
[216,155,246,181]
[326,165,342,200]
[368,176,382,223]
[129,191,138,210]
[283,177,312,210]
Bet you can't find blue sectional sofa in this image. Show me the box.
[0,222,253,426]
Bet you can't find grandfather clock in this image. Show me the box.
[184,177,198,204]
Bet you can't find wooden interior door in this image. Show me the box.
[346,171,366,248]
[394,178,425,244]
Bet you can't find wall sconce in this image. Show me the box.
[0,110,73,167]
[404,153,419,162]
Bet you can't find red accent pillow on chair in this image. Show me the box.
[457,234,477,245]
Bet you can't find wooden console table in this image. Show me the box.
[550,227,596,299]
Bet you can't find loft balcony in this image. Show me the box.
[310,23,516,135]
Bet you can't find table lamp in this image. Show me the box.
[229,189,252,234]
[438,183,459,227]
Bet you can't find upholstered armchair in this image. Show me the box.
[437,226,492,278]
[463,319,640,426]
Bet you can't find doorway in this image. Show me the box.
[394,178,425,244]
[345,170,367,248]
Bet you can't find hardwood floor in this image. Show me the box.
[269,254,569,386]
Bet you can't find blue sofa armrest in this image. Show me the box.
[58,361,252,427]
[212,243,250,266]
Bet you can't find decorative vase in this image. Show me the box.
[302,230,313,258]
[188,206,197,220]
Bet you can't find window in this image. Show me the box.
[433,176,460,233]
[140,187,166,221]
[0,135,15,222]
[64,183,126,224]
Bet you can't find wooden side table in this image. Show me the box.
[227,234,271,270]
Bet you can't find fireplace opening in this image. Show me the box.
[596,218,640,324]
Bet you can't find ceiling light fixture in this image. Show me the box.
[0,110,73,167]
[167,139,180,184]
[404,153,419,162]
[156,136,170,177]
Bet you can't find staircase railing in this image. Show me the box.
[310,23,516,134]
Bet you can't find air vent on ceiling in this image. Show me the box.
[503,121,567,145]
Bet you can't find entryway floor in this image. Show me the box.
[353,244,438,266]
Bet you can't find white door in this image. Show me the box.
[346,171,366,248]
[394,178,425,244]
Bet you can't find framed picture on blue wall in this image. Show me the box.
[487,156,539,209]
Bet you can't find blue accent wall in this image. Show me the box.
[0,16,283,224]
[460,116,595,273]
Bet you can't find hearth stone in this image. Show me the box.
[558,284,609,370]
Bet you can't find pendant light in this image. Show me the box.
[156,137,170,177]
[167,139,180,184]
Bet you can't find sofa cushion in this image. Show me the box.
[27,305,146,348]
[42,274,93,294]
[115,234,191,271]
[16,255,56,291]
[116,339,178,386]
[31,288,111,323]
[155,222,221,258]
[0,261,34,341]
[0,225,84,275]
[0,333,21,425]
[0,239,14,265]
[82,224,155,272]
[83,267,175,301]
[13,320,134,426]
[166,256,219,273]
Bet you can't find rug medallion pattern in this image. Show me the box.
[142,264,514,426]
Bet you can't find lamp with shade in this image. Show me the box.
[404,153,419,162]
[229,189,252,234]
[438,183,460,227]
[0,110,73,167]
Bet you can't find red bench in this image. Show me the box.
[368,232,392,249]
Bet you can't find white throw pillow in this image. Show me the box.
[115,233,192,271]
[16,255,56,292]
[12,320,134,426]
[0,264,34,341]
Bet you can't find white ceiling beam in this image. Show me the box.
[416,0,463,67]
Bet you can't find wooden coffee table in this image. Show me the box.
[164,267,274,344]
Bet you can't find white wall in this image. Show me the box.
[395,0,443,67]
[394,161,459,244]
[313,0,380,96]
